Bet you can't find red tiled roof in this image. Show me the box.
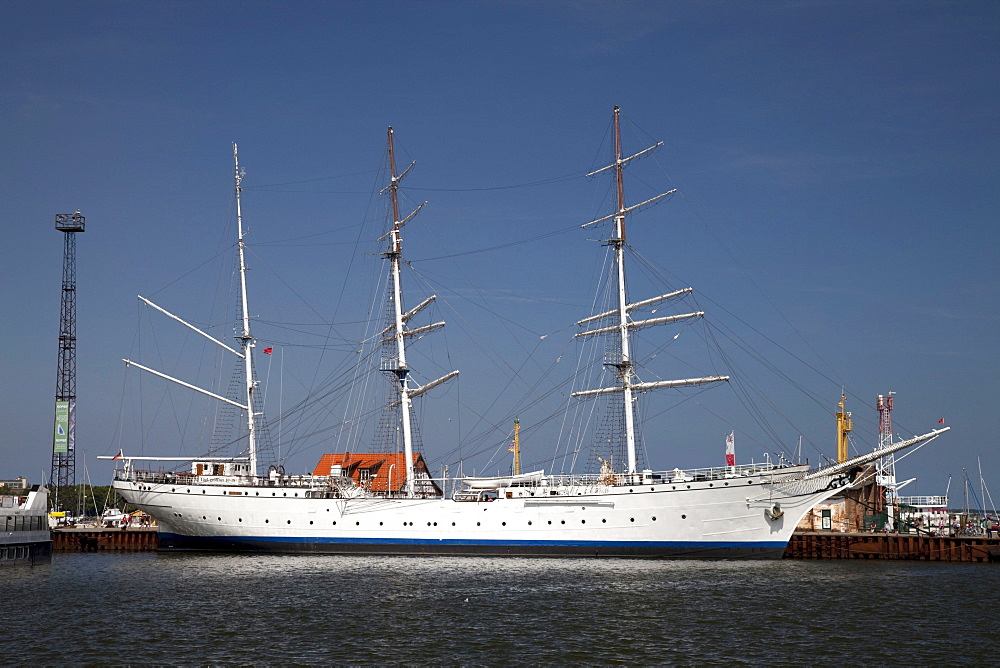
[313,452,434,493]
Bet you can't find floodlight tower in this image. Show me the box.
[876,392,897,530]
[51,211,85,510]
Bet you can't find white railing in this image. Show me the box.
[898,495,949,507]
[112,459,800,495]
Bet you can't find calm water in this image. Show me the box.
[2,553,995,665]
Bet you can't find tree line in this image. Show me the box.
[46,485,132,517]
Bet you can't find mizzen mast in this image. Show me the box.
[234,143,259,477]
[573,106,727,476]
[381,127,458,497]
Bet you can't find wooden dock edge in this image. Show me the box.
[786,531,1000,563]
[51,528,159,552]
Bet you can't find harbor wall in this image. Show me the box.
[49,528,1000,562]
[786,531,1000,563]
[51,528,158,552]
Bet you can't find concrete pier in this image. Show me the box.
[786,531,1000,563]
[51,528,158,552]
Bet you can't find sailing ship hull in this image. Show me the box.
[113,469,848,559]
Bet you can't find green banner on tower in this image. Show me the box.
[53,400,70,453]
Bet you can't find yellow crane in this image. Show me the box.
[836,394,853,462]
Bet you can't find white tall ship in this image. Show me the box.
[109,110,948,558]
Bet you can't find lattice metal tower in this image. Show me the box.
[876,392,897,528]
[51,211,85,510]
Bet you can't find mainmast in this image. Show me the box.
[574,106,728,476]
[234,143,258,476]
[381,127,457,497]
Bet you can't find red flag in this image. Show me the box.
[263,347,273,355]
[112,450,123,461]
[938,418,945,424]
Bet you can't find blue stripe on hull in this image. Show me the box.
[158,532,786,559]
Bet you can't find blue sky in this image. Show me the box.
[2,1,997,500]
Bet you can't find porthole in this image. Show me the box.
[748,480,754,484]
[709,483,714,487]
[629,489,634,493]
[256,492,259,496]
[171,488,176,492]
[652,516,657,521]
[283,493,287,497]
[217,517,221,521]
[502,522,507,526]
[724,482,729,486]
[287,520,291,525]
[202,516,207,520]
[379,522,383,526]
[602,519,607,523]
[310,521,314,525]
[433,522,438,526]
[630,518,635,522]
[476,522,481,526]
[355,521,360,526]
[272,493,276,497]
[239,518,243,522]
[581,520,586,524]
[686,485,691,489]
[427,522,432,527]
[265,519,269,524]
[452,522,456,526]
[548,520,552,525]
[333,521,337,525]
[561,520,566,525]
[186,489,190,493]
[294,493,298,497]
[682,514,687,519]
[202,490,206,494]
[528,521,532,526]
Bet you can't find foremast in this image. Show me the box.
[573,106,728,476]
[381,127,458,497]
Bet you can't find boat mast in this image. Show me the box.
[234,143,258,476]
[574,107,727,477]
[610,107,641,475]
[512,418,521,476]
[376,128,458,497]
[385,128,418,496]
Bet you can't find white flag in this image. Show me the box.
[725,431,735,466]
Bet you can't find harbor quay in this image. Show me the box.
[786,531,1000,563]
[48,527,1000,562]
[51,526,158,552]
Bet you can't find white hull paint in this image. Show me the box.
[114,466,849,558]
